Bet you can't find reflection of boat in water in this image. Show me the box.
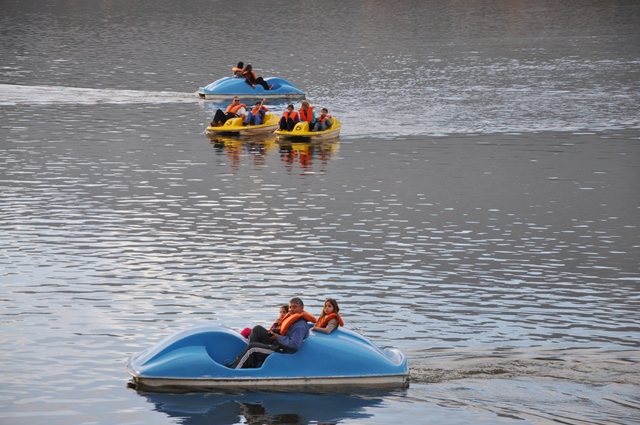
[198,77,305,101]
[278,139,340,172]
[208,136,277,170]
[205,114,279,137]
[138,390,389,425]
[275,119,341,142]
[209,135,277,150]
[126,324,409,391]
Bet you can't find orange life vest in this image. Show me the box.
[315,312,344,329]
[226,103,246,114]
[299,106,315,123]
[276,311,316,335]
[269,318,282,332]
[244,70,257,83]
[317,114,332,123]
[251,105,268,114]
[283,111,299,121]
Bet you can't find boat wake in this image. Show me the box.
[409,347,640,386]
[0,83,198,106]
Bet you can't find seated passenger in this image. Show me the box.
[313,108,333,132]
[299,100,316,130]
[245,99,268,126]
[269,304,289,334]
[311,298,344,334]
[232,61,244,77]
[230,297,316,369]
[243,64,273,90]
[279,104,299,131]
[210,97,246,126]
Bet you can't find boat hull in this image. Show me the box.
[275,119,341,141]
[205,114,279,136]
[126,324,408,392]
[130,373,409,392]
[198,77,305,101]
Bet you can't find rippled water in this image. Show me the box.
[1,0,640,424]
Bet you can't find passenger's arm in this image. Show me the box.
[312,318,338,334]
[276,323,307,352]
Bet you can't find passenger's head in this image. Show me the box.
[300,101,310,110]
[243,64,252,72]
[323,298,339,314]
[321,108,329,114]
[287,104,294,111]
[237,61,244,68]
[279,304,289,317]
[289,297,304,313]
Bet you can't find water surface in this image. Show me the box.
[1,0,639,424]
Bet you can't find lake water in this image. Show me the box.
[1,0,639,424]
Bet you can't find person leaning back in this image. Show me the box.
[230,297,316,369]
[210,97,247,127]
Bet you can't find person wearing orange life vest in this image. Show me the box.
[229,297,316,369]
[311,298,344,334]
[279,104,300,131]
[210,97,247,127]
[231,61,244,77]
[299,100,317,130]
[245,99,269,126]
[313,108,333,132]
[242,64,273,91]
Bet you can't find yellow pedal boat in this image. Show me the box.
[205,113,279,137]
[275,118,341,141]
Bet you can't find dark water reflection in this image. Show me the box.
[207,136,340,176]
[1,0,640,424]
[140,391,386,425]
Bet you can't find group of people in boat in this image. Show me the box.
[229,297,343,369]
[278,101,333,132]
[208,62,334,131]
[210,97,333,132]
[209,97,269,127]
[232,61,274,91]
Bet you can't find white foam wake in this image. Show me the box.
[0,84,198,106]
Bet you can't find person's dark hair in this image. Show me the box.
[237,61,244,68]
[281,304,289,313]
[287,104,294,109]
[317,298,340,321]
[243,64,252,72]
[290,297,303,307]
[325,298,339,313]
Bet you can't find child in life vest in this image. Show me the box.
[313,108,333,132]
[279,104,300,131]
[311,298,344,334]
[239,304,288,339]
[269,304,289,334]
[246,99,268,126]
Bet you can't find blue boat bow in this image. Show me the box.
[126,324,409,391]
[198,77,305,101]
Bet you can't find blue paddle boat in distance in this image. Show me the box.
[126,324,409,392]
[198,77,306,101]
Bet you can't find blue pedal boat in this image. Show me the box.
[126,324,409,391]
[198,77,306,101]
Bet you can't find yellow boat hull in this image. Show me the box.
[205,113,279,136]
[275,118,341,141]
